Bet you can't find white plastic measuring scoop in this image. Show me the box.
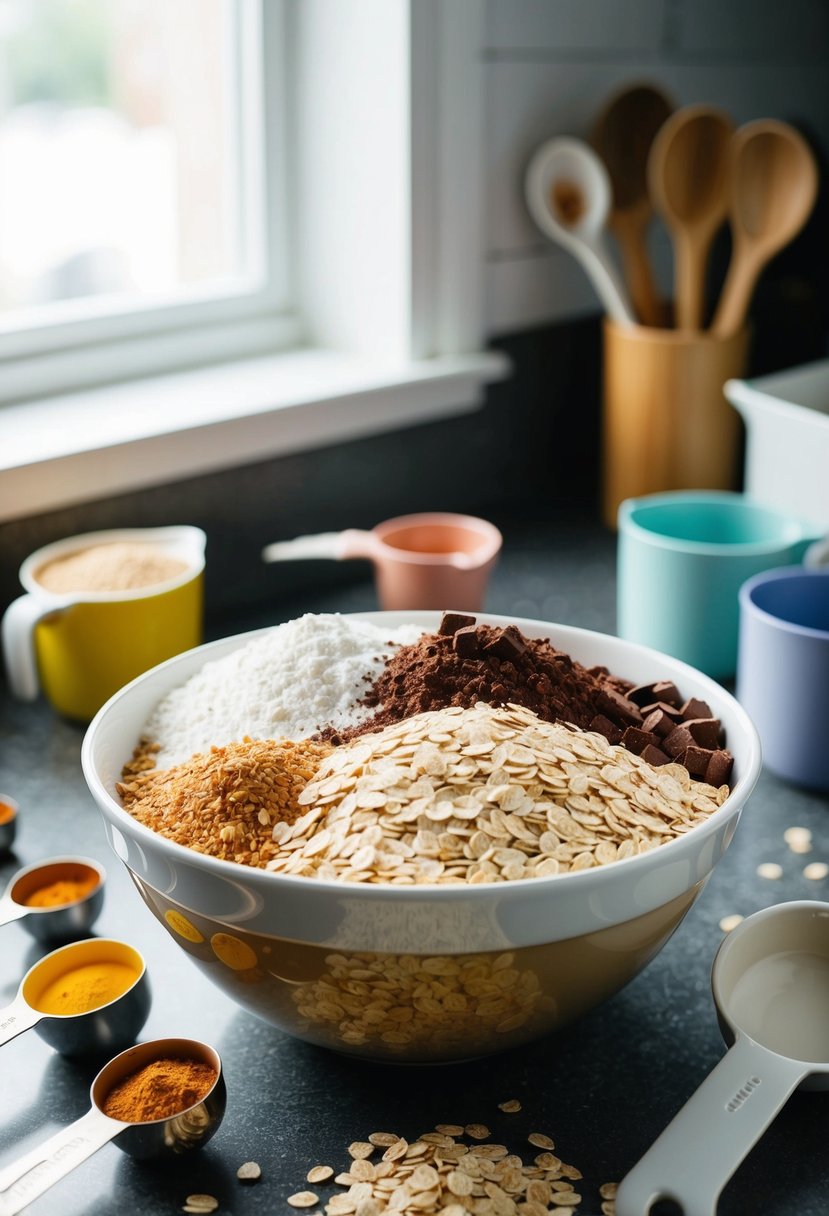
[524,137,635,327]
[616,900,829,1216]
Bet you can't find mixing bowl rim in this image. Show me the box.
[82,609,762,900]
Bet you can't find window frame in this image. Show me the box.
[0,0,511,526]
[0,0,300,401]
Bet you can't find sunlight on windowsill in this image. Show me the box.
[0,347,510,524]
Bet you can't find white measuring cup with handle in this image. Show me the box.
[616,901,829,1216]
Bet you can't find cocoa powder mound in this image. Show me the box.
[333,619,634,740]
[323,615,733,787]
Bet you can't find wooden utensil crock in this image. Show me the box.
[602,320,748,528]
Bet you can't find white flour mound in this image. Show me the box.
[144,613,423,766]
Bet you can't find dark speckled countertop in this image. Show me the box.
[1,516,827,1216]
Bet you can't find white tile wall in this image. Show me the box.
[484,0,829,334]
[485,0,666,54]
[676,0,829,59]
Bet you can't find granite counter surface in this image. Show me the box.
[1,516,827,1216]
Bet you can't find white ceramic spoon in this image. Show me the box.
[616,901,829,1216]
[524,137,635,327]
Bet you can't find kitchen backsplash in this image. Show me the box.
[484,0,829,333]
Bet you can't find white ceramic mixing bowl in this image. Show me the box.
[82,612,761,1062]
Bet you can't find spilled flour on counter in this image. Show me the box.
[143,613,423,766]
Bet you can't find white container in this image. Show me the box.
[726,359,829,530]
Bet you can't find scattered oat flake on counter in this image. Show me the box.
[307,1166,335,1184]
[719,914,744,933]
[464,1123,490,1139]
[237,1161,262,1182]
[528,1133,555,1149]
[288,1192,320,1208]
[784,826,813,854]
[348,1142,375,1159]
[183,1197,218,1214]
[498,1099,522,1113]
[757,862,783,880]
[804,862,828,881]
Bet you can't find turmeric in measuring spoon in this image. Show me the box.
[24,873,99,908]
[102,1057,217,1122]
[32,960,139,1016]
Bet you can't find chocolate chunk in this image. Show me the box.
[483,624,528,662]
[452,625,481,658]
[680,697,713,721]
[651,681,683,708]
[589,714,623,745]
[640,743,671,767]
[640,700,684,722]
[706,749,734,787]
[596,687,643,726]
[628,681,682,708]
[683,718,721,749]
[679,745,714,777]
[621,726,659,756]
[642,707,679,738]
[663,724,695,758]
[438,612,477,636]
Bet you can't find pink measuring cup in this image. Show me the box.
[262,512,502,611]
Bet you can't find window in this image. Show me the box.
[0,0,508,524]
[0,0,294,396]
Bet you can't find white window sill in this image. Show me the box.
[0,347,510,523]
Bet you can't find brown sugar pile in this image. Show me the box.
[329,614,732,788]
[35,541,187,593]
[117,738,332,867]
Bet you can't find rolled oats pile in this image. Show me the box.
[264,702,728,885]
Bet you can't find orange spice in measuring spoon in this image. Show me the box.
[0,1038,225,1216]
[0,793,19,852]
[0,856,105,942]
[24,869,100,908]
[0,937,150,1056]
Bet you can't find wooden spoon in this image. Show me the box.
[591,83,673,327]
[648,104,734,330]
[712,119,819,337]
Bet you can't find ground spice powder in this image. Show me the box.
[338,620,629,739]
[33,961,139,1016]
[102,1057,217,1122]
[24,873,99,908]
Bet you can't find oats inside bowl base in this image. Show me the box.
[131,881,703,1063]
